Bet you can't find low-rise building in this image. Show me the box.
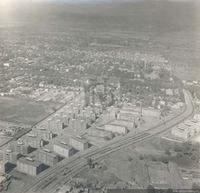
[172,122,197,140]
[69,137,89,151]
[53,142,75,158]
[194,114,200,123]
[36,149,59,166]
[110,119,136,130]
[88,128,113,138]
[17,157,44,176]
[104,124,128,134]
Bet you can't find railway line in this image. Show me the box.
[20,90,194,193]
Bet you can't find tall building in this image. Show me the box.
[36,149,59,166]
[4,150,21,164]
[53,142,75,158]
[17,157,44,176]
[9,141,31,155]
[19,136,44,148]
[69,137,89,151]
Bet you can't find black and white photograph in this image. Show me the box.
[0,0,200,193]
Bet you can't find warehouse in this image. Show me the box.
[36,149,59,166]
[9,141,31,155]
[53,142,75,158]
[17,157,44,176]
[4,150,21,164]
[104,124,128,134]
[69,137,89,151]
[19,136,44,148]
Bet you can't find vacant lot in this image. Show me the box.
[0,97,62,126]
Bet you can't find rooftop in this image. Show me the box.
[54,142,74,150]
[69,136,89,144]
[17,157,42,167]
[37,148,58,157]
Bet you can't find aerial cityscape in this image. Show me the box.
[0,0,200,193]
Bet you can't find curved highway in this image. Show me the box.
[20,89,194,193]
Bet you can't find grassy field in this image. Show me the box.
[0,97,62,126]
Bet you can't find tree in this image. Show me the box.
[87,158,93,169]
[139,155,144,160]
[147,185,155,193]
[165,150,171,156]
[192,183,200,190]
[161,157,169,164]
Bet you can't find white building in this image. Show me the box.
[104,124,128,134]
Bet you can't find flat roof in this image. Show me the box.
[105,123,126,128]
[37,149,58,157]
[21,135,43,141]
[17,157,42,167]
[69,136,89,144]
[54,142,74,150]
[112,119,135,123]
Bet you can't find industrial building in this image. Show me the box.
[17,157,44,176]
[36,149,59,166]
[110,119,136,130]
[0,161,10,173]
[53,142,75,158]
[88,128,113,139]
[29,128,53,141]
[19,136,44,148]
[104,124,128,134]
[69,137,89,151]
[4,150,21,164]
[9,141,31,154]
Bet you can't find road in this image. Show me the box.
[19,90,194,193]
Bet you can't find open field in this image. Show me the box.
[0,97,62,126]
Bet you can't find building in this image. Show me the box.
[69,137,89,151]
[19,136,44,148]
[17,157,44,176]
[88,128,113,138]
[9,141,31,154]
[104,124,128,134]
[29,128,53,141]
[111,119,136,130]
[58,185,72,193]
[0,161,10,173]
[36,149,59,166]
[4,151,21,164]
[53,142,75,158]
[166,89,173,96]
[194,114,200,122]
[172,123,195,139]
[122,105,161,118]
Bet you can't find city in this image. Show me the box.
[0,0,200,193]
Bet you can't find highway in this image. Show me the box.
[20,90,194,193]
